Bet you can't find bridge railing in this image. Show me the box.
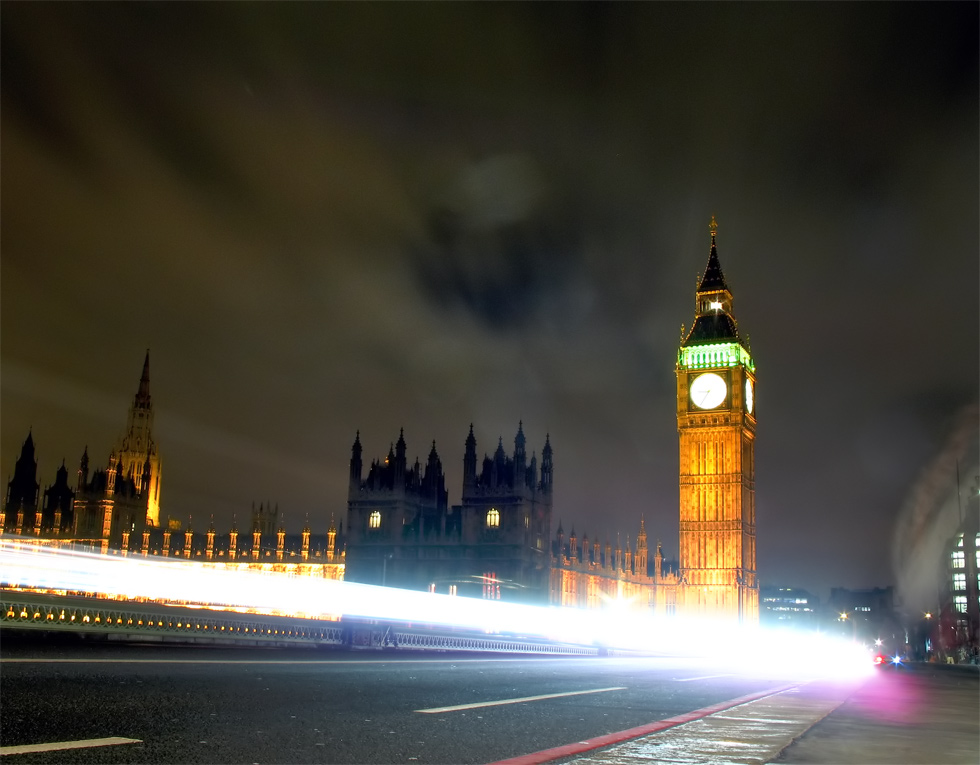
[0,591,599,654]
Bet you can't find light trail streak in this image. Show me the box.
[0,540,874,679]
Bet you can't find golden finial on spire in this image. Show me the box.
[709,215,718,240]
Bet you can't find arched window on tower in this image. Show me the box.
[369,510,381,529]
[486,508,500,528]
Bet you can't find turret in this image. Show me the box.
[394,428,407,485]
[350,431,363,490]
[493,437,506,488]
[229,516,238,561]
[252,516,261,560]
[463,424,477,488]
[276,518,286,561]
[5,431,41,533]
[302,514,311,560]
[184,517,194,558]
[540,435,553,493]
[206,516,216,560]
[106,451,118,495]
[327,514,337,561]
[514,421,527,487]
[77,446,89,491]
[636,517,648,575]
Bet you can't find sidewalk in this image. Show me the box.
[770,663,979,765]
[561,664,979,765]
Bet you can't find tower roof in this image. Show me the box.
[682,217,741,348]
[698,220,729,293]
[135,350,151,407]
[681,313,740,346]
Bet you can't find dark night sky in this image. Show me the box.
[2,3,977,606]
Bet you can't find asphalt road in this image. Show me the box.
[0,635,803,764]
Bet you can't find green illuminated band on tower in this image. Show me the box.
[678,342,754,372]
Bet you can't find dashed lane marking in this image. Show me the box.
[416,686,627,713]
[0,737,141,756]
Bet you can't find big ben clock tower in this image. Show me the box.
[676,218,758,623]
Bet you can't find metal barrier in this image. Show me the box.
[0,592,598,655]
[0,593,345,646]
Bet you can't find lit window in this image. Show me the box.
[951,550,965,569]
[369,511,381,529]
[954,595,967,613]
[956,533,964,547]
[486,508,500,528]
[953,573,966,591]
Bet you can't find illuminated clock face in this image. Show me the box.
[690,372,727,409]
[745,378,754,414]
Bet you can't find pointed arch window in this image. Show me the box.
[369,511,381,529]
[486,508,500,528]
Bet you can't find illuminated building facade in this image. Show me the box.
[676,218,759,623]
[121,505,344,580]
[549,519,680,615]
[72,352,161,550]
[937,505,980,659]
[2,354,344,581]
[345,424,553,602]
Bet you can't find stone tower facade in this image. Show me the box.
[676,218,758,623]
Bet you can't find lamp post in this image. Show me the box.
[381,552,393,587]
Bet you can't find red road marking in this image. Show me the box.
[486,683,800,765]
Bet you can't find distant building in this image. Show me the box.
[759,587,819,628]
[826,586,901,644]
[936,501,980,660]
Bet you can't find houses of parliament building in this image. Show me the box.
[3,221,758,623]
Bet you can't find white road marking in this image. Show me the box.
[674,673,733,682]
[416,686,627,713]
[0,737,141,756]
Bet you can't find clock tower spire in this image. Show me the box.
[676,218,758,624]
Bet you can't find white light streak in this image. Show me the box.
[0,540,874,680]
